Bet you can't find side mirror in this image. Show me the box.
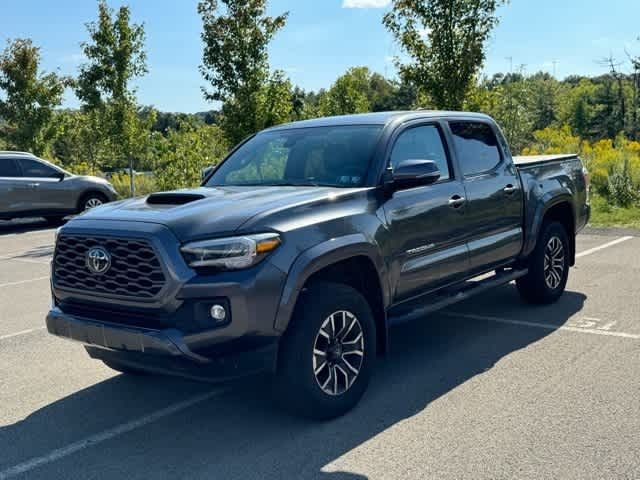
[54,171,66,181]
[390,159,441,190]
[201,166,214,182]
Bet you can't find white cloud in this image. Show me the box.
[342,0,391,8]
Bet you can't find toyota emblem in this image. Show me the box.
[85,246,112,274]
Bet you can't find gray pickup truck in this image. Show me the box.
[47,111,590,419]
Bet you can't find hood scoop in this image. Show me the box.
[146,192,206,206]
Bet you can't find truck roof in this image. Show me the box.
[263,110,493,132]
[0,151,34,157]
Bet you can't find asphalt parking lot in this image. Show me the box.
[0,219,638,480]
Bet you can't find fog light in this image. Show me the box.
[210,304,227,322]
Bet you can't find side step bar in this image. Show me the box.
[387,268,528,326]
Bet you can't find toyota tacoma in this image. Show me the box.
[47,111,590,419]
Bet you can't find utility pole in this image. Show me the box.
[506,56,513,74]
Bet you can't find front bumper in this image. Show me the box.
[46,308,279,382]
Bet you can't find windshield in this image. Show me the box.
[205,125,383,188]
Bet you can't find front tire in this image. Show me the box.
[276,282,376,420]
[79,192,107,212]
[516,221,570,304]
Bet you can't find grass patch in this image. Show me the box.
[590,194,640,229]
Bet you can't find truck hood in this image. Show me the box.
[74,186,366,241]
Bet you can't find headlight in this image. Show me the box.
[180,233,281,270]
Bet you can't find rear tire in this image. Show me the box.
[516,221,570,304]
[275,282,376,420]
[102,359,149,376]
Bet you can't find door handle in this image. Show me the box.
[27,183,40,188]
[503,184,516,195]
[448,195,466,209]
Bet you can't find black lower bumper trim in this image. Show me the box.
[46,308,279,381]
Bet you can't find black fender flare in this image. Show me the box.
[522,191,575,260]
[273,233,390,334]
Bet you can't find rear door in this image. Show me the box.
[447,120,524,272]
[0,158,22,216]
[383,122,470,302]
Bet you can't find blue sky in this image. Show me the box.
[2,0,639,113]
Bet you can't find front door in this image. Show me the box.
[447,121,524,272]
[383,123,469,303]
[15,157,70,212]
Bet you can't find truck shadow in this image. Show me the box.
[1,286,586,480]
[0,218,56,235]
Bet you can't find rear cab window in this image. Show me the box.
[449,121,502,176]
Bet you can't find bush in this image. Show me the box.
[109,172,157,199]
[607,160,638,207]
[65,161,102,176]
[524,126,640,206]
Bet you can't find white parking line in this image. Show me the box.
[576,236,633,258]
[0,276,49,288]
[0,388,230,480]
[443,312,640,340]
[0,327,46,341]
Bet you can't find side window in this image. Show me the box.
[18,158,59,178]
[0,159,21,177]
[449,122,502,176]
[390,125,451,181]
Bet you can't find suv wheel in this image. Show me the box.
[276,282,376,419]
[81,192,107,212]
[516,221,570,304]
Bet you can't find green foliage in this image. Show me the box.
[110,172,157,198]
[590,193,640,229]
[198,0,289,145]
[0,38,69,155]
[74,0,151,195]
[76,0,147,109]
[384,0,506,110]
[607,159,638,207]
[152,123,228,191]
[319,67,372,116]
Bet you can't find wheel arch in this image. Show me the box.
[524,196,576,266]
[77,189,108,212]
[274,234,390,355]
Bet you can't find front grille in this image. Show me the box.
[53,235,166,299]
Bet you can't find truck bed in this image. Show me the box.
[513,154,578,168]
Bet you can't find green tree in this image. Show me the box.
[319,67,372,116]
[0,38,68,155]
[198,0,289,145]
[384,0,506,110]
[76,0,149,194]
[152,123,228,191]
